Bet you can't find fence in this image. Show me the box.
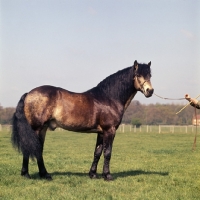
[0,125,65,132]
[0,124,199,134]
[0,124,12,132]
[118,124,200,133]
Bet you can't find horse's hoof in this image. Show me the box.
[102,173,113,181]
[45,174,53,181]
[39,172,52,180]
[89,171,98,179]
[21,173,31,179]
[21,171,31,179]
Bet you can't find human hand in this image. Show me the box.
[185,94,191,101]
[185,94,198,105]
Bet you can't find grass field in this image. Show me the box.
[0,129,200,200]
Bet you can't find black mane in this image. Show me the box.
[89,66,135,105]
[97,66,133,89]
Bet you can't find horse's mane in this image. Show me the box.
[97,66,133,91]
[88,67,134,104]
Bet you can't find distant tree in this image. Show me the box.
[0,106,15,124]
[131,118,142,127]
[122,100,199,125]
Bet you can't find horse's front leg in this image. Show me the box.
[102,126,116,181]
[89,133,103,179]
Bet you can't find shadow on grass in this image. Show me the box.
[30,170,168,180]
[49,170,168,179]
[113,170,169,179]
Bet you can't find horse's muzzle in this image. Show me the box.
[144,88,154,98]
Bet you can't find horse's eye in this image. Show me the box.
[137,74,141,77]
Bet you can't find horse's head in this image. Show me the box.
[133,60,154,98]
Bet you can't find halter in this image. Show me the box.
[134,75,150,92]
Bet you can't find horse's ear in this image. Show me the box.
[148,61,151,67]
[133,60,138,70]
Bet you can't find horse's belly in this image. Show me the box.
[57,116,98,132]
[57,122,101,133]
[53,105,98,132]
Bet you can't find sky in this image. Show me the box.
[0,0,200,107]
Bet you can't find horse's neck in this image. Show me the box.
[95,80,137,108]
[116,85,137,109]
[124,91,137,110]
[93,67,137,108]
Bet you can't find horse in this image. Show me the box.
[12,60,154,181]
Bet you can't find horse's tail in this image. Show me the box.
[11,93,42,159]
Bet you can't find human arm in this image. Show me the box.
[185,94,200,109]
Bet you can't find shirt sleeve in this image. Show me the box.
[190,101,200,109]
[197,101,200,109]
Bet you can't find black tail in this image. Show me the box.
[11,93,42,159]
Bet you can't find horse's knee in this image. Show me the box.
[104,148,111,160]
[95,145,103,157]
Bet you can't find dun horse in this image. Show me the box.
[12,60,154,181]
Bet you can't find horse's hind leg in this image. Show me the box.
[36,128,52,180]
[89,133,103,179]
[21,154,31,179]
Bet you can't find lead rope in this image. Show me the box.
[154,93,185,100]
[154,93,200,151]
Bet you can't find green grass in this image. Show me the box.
[0,129,200,200]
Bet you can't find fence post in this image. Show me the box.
[0,124,2,131]
[122,124,124,133]
[170,126,174,133]
[159,125,161,134]
[146,125,148,133]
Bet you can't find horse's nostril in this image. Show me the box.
[149,88,154,95]
[146,88,154,95]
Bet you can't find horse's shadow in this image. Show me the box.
[51,170,168,179]
[31,170,168,180]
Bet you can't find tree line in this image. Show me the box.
[0,105,15,124]
[0,101,199,125]
[122,100,199,125]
